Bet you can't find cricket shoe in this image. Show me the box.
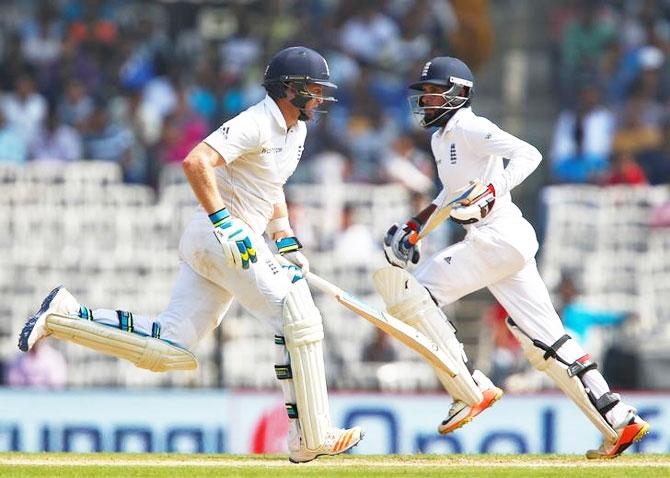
[18,286,79,352]
[289,426,364,463]
[438,370,503,434]
[586,410,650,459]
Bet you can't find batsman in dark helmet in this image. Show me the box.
[19,45,361,464]
[263,46,337,121]
[380,55,649,459]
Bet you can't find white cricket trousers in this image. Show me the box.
[414,214,624,420]
[414,215,594,365]
[156,212,292,349]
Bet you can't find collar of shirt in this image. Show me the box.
[264,95,289,133]
[440,106,472,134]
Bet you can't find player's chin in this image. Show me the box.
[303,109,316,120]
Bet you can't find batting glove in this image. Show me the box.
[450,183,496,225]
[383,218,422,268]
[276,236,310,274]
[210,208,258,270]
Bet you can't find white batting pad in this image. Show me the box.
[283,279,330,450]
[506,319,618,441]
[46,313,198,372]
[373,267,483,405]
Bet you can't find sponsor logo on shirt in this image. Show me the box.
[261,147,283,154]
[219,126,230,138]
[296,145,304,161]
[450,143,457,164]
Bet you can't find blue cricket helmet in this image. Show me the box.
[409,56,474,92]
[263,46,337,120]
[263,46,337,94]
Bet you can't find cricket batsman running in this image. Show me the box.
[18,46,362,463]
[380,55,649,458]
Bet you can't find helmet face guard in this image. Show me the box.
[408,78,472,128]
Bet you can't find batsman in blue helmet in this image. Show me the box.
[380,55,649,459]
[19,46,362,463]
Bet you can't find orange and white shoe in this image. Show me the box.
[437,370,503,435]
[586,411,649,459]
[438,386,503,434]
[289,426,364,464]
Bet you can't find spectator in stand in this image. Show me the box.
[448,0,494,72]
[5,342,67,389]
[362,329,397,363]
[0,34,31,92]
[0,108,28,164]
[559,2,616,106]
[157,87,209,165]
[1,73,47,144]
[380,134,435,195]
[481,301,524,386]
[339,3,399,67]
[57,79,94,128]
[333,203,380,267]
[558,275,629,358]
[29,106,82,162]
[612,95,662,157]
[602,151,648,186]
[82,101,141,181]
[550,85,615,183]
[639,116,670,184]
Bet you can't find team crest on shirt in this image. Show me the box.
[450,143,457,164]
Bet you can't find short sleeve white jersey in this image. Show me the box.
[430,107,542,224]
[203,95,306,234]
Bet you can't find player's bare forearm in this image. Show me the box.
[269,202,292,240]
[183,142,227,214]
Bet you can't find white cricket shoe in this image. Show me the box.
[438,370,503,434]
[586,409,650,459]
[289,426,364,464]
[18,286,79,352]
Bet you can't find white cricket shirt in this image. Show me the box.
[204,95,306,234]
[430,107,542,258]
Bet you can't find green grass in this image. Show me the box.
[1,453,669,478]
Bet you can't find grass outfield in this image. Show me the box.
[1,454,670,478]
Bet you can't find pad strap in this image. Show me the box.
[274,364,293,380]
[594,391,621,415]
[79,306,93,321]
[116,310,134,332]
[567,354,598,378]
[285,403,299,419]
[541,334,571,360]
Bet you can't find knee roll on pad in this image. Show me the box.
[505,317,618,441]
[373,266,483,405]
[282,279,330,450]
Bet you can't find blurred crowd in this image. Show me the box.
[549,0,670,186]
[0,0,493,193]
